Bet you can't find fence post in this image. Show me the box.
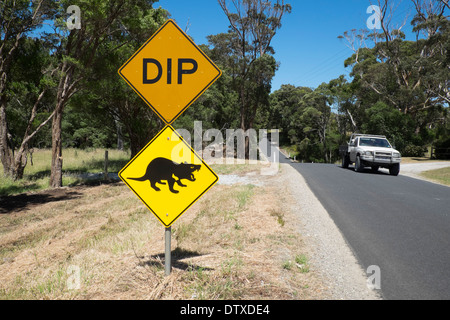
[104,150,109,179]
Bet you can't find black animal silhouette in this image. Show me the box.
[128,157,201,194]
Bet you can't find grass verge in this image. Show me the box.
[0,161,325,300]
[420,166,450,186]
[0,148,130,196]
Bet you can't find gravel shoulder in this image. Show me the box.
[278,163,381,300]
[217,163,381,299]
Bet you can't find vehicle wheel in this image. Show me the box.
[389,163,400,176]
[371,166,379,172]
[342,155,350,168]
[355,156,364,172]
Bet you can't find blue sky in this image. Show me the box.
[157,0,421,92]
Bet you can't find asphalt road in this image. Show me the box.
[270,145,450,300]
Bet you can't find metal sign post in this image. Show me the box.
[165,226,171,275]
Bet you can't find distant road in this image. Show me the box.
[270,144,450,299]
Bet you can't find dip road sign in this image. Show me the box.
[118,19,222,124]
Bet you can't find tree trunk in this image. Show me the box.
[322,125,328,163]
[239,84,251,159]
[128,129,147,159]
[1,81,54,180]
[115,119,124,151]
[50,60,73,188]
[12,150,27,180]
[49,103,63,188]
[0,99,14,176]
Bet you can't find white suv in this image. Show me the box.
[340,134,401,176]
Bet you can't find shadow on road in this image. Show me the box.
[340,165,392,176]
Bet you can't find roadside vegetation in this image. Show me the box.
[0,149,130,196]
[420,167,450,186]
[0,0,448,300]
[0,157,326,300]
[1,0,449,187]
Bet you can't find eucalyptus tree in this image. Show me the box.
[340,0,448,151]
[268,84,312,145]
[217,0,291,156]
[76,2,168,157]
[47,0,166,187]
[0,0,56,179]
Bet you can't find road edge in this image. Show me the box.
[280,163,382,300]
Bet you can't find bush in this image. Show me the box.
[402,145,426,157]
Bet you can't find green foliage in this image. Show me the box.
[328,10,449,160]
[61,103,115,149]
[340,13,449,151]
[67,1,169,156]
[173,34,278,138]
[269,84,313,145]
[361,101,413,150]
[2,0,448,182]
[269,83,340,163]
[402,145,426,157]
[174,44,240,133]
[5,37,55,149]
[215,0,291,131]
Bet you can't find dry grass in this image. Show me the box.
[401,157,450,164]
[0,148,130,196]
[420,166,450,186]
[0,161,328,300]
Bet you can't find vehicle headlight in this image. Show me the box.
[392,152,401,158]
[363,151,374,156]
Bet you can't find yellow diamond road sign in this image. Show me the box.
[118,19,222,124]
[119,126,218,227]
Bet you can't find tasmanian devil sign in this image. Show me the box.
[127,157,201,194]
[118,19,222,124]
[119,126,218,227]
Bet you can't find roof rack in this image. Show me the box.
[350,133,386,140]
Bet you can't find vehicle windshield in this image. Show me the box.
[359,138,391,148]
